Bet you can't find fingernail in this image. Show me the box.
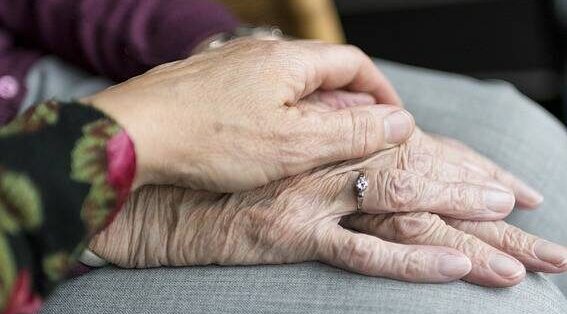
[384,110,414,144]
[489,254,524,279]
[484,189,515,213]
[438,254,472,278]
[534,240,567,268]
[517,181,544,207]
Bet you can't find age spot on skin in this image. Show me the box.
[213,122,224,133]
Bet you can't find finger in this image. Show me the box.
[300,90,376,111]
[287,105,414,175]
[403,152,511,190]
[445,218,567,273]
[352,169,515,220]
[434,135,543,208]
[292,40,403,106]
[317,225,471,283]
[341,213,526,287]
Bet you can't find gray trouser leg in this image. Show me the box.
[41,264,566,314]
[29,56,567,313]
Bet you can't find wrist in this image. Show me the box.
[81,94,151,189]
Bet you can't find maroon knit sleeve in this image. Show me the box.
[0,0,240,82]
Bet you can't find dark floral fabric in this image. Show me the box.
[0,101,131,314]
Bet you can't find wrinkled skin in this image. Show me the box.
[85,39,411,192]
[91,129,566,287]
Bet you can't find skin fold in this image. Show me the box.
[90,128,567,287]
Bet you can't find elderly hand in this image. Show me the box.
[84,39,409,192]
[89,126,551,285]
[304,91,543,210]
[89,176,473,284]
[370,128,544,209]
[341,212,567,287]
[336,128,560,287]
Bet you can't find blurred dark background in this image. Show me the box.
[334,0,567,123]
[220,0,567,124]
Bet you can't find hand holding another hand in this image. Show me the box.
[90,125,562,287]
[85,39,409,192]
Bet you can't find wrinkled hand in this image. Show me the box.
[304,91,543,210]
[342,212,567,287]
[323,128,538,220]
[90,128,552,285]
[368,127,544,210]
[84,39,409,192]
[338,128,562,287]
[90,174,473,284]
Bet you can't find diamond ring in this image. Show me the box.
[354,170,368,211]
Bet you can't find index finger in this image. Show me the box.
[292,40,403,106]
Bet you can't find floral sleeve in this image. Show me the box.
[0,101,136,314]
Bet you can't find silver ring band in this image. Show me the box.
[354,170,368,211]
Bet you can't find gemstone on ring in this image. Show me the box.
[355,173,368,196]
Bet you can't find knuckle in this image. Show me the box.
[344,236,375,272]
[449,184,477,211]
[408,153,435,177]
[499,224,530,252]
[348,110,378,157]
[452,232,484,258]
[398,249,427,279]
[390,213,444,242]
[380,171,422,210]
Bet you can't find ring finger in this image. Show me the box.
[338,169,515,220]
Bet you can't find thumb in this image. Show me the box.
[316,105,415,159]
[279,104,414,179]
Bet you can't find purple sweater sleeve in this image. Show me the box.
[0,0,239,82]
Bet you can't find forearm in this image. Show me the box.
[0,101,135,314]
[0,0,240,82]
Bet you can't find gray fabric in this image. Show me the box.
[20,56,111,113]
[42,264,566,314]
[27,56,567,313]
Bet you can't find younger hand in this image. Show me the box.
[85,39,408,192]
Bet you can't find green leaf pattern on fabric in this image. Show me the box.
[72,120,120,237]
[0,101,59,138]
[0,101,126,312]
[0,232,16,310]
[43,252,73,282]
[0,170,42,233]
